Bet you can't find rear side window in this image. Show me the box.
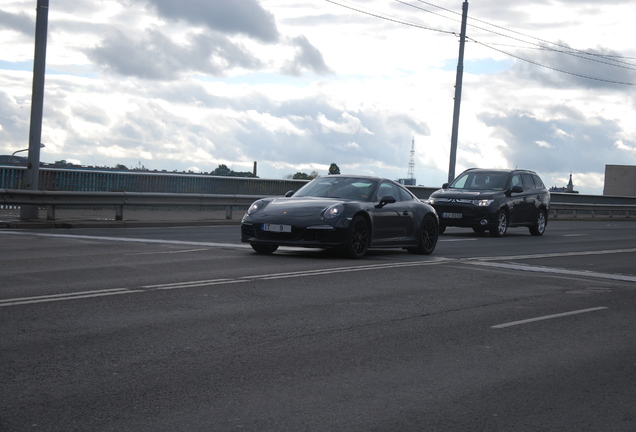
[532,175,545,189]
[521,174,536,190]
[397,186,414,202]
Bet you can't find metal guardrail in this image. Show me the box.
[2,188,635,222]
[1,189,266,221]
[550,203,634,220]
[0,165,306,195]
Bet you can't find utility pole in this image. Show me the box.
[21,0,49,220]
[448,0,469,184]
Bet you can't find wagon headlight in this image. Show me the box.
[323,204,344,219]
[247,200,266,215]
[472,199,494,206]
[428,197,436,204]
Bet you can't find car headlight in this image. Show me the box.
[428,197,436,204]
[472,199,494,206]
[323,204,344,219]
[247,200,266,215]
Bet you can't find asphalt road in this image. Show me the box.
[1,221,635,431]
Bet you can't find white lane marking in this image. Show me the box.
[2,232,634,308]
[562,234,588,237]
[468,261,636,283]
[126,248,210,255]
[491,307,608,329]
[0,288,144,307]
[471,248,636,262]
[0,230,477,248]
[0,230,252,249]
[0,258,451,307]
[244,258,451,280]
[4,231,635,261]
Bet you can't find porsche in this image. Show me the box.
[240,175,439,258]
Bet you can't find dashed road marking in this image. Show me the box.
[491,307,608,329]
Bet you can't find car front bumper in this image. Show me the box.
[241,222,350,249]
[433,205,498,228]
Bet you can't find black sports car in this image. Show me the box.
[241,175,439,258]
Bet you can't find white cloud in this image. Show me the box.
[1,0,635,194]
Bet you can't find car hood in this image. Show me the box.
[261,197,345,217]
[430,189,503,200]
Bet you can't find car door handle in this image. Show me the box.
[403,211,409,216]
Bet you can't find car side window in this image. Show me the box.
[376,182,399,201]
[511,174,523,189]
[397,186,414,202]
[521,174,536,190]
[532,175,545,189]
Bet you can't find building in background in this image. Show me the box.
[549,173,578,193]
[604,165,636,197]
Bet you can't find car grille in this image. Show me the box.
[259,230,297,241]
[242,223,337,243]
[303,229,333,242]
[434,204,489,221]
[436,205,469,215]
[241,224,256,238]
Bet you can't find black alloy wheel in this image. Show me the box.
[490,210,508,237]
[251,243,279,254]
[529,209,547,236]
[345,215,370,258]
[408,214,438,255]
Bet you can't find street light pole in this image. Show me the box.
[10,143,45,165]
[448,0,469,184]
[21,0,49,220]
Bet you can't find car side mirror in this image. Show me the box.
[375,195,397,208]
[510,185,523,194]
[442,183,449,189]
[284,190,295,197]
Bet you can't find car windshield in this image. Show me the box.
[449,171,509,191]
[293,177,378,201]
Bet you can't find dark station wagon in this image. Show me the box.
[428,168,550,237]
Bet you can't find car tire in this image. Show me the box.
[251,243,279,254]
[529,209,547,236]
[408,214,438,255]
[345,215,370,258]
[489,210,508,237]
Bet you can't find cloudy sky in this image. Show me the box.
[1,0,635,194]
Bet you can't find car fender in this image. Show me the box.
[497,204,511,219]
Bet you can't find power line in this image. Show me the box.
[409,0,636,65]
[398,0,636,71]
[470,38,636,86]
[323,0,455,35]
[325,0,636,86]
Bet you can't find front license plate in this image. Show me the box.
[442,212,462,219]
[262,223,292,233]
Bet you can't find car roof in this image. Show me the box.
[316,174,392,182]
[461,168,539,175]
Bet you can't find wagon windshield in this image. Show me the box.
[294,177,378,202]
[449,171,509,191]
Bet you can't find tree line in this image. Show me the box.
[49,161,341,180]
